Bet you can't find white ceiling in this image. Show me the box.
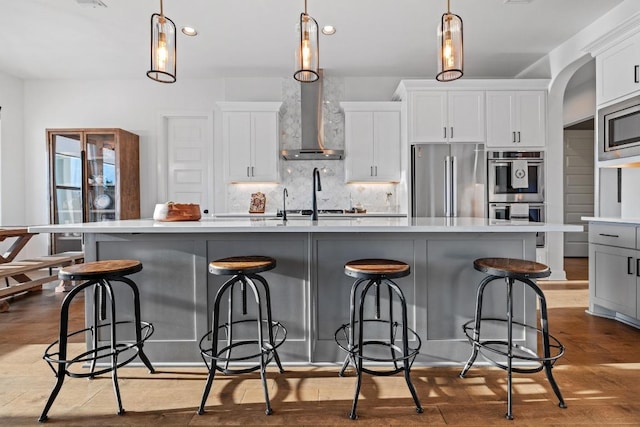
[0,0,625,81]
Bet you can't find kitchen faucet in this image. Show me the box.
[282,188,288,221]
[311,167,322,221]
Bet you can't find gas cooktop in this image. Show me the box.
[276,209,346,217]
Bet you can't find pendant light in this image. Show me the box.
[436,0,463,82]
[147,0,177,83]
[294,0,319,83]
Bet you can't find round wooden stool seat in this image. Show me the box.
[473,257,551,279]
[58,259,142,281]
[344,259,410,280]
[209,256,276,276]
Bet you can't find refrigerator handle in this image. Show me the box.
[444,156,452,217]
[451,156,457,217]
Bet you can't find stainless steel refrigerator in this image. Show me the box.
[411,143,486,217]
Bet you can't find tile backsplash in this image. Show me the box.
[225,76,400,214]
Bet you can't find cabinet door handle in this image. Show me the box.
[443,127,447,139]
[517,131,521,143]
[375,166,378,176]
[628,257,634,275]
[599,233,619,238]
[635,65,639,83]
[512,131,516,143]
[247,166,250,177]
[251,166,254,177]
[637,258,640,277]
[370,166,373,176]
[450,127,454,139]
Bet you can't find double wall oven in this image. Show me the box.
[488,151,545,247]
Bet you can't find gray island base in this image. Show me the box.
[29,217,581,366]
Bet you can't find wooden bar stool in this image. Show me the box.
[459,257,566,420]
[39,260,155,423]
[334,259,423,420]
[198,256,286,416]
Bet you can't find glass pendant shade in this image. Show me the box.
[294,11,319,83]
[436,9,463,82]
[147,2,176,83]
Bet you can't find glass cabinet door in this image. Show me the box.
[85,133,117,222]
[49,132,83,253]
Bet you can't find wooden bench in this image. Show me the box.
[0,251,84,299]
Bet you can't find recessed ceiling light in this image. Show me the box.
[322,25,336,35]
[181,27,198,36]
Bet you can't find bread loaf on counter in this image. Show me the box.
[153,203,201,221]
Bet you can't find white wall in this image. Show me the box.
[563,61,596,127]
[23,78,225,253]
[0,71,25,226]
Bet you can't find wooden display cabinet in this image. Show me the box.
[47,129,140,253]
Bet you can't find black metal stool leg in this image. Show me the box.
[224,276,237,372]
[349,284,369,420]
[252,274,284,373]
[102,281,125,415]
[198,280,226,415]
[460,275,495,378]
[339,278,367,377]
[89,282,102,377]
[386,279,422,413]
[524,277,567,409]
[119,276,155,374]
[386,281,400,371]
[38,284,79,423]
[505,278,514,420]
[244,277,273,415]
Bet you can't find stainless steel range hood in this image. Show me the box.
[281,71,344,160]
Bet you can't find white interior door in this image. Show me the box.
[564,129,594,257]
[166,115,212,210]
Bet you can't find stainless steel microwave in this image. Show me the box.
[599,94,640,161]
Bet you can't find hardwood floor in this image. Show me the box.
[1,258,639,425]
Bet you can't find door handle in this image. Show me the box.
[628,257,634,275]
[517,131,521,143]
[599,233,619,238]
[251,166,254,177]
[635,65,639,83]
[370,166,373,176]
[247,166,250,177]
[512,131,516,143]
[637,258,640,277]
[443,127,447,139]
[374,166,378,176]
[450,127,454,139]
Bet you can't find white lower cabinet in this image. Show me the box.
[589,222,640,323]
[218,102,281,183]
[342,102,401,183]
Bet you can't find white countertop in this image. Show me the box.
[582,216,640,226]
[29,217,583,234]
[213,212,407,218]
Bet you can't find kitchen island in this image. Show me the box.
[29,217,581,366]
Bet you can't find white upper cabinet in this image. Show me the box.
[219,102,281,183]
[596,32,640,106]
[342,102,401,183]
[407,90,485,144]
[486,91,546,148]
